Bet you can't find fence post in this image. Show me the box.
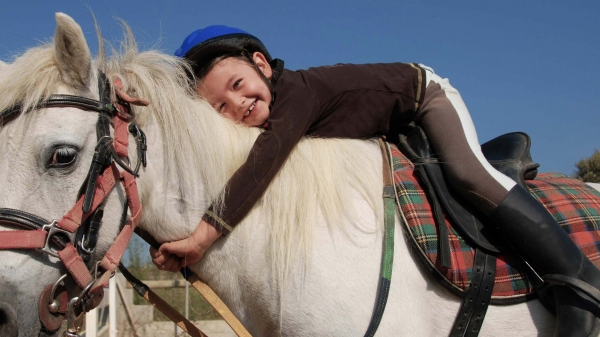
[109,277,117,337]
[86,307,97,337]
[185,281,189,319]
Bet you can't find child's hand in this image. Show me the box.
[150,220,222,273]
[150,246,184,272]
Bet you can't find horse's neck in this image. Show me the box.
[195,214,290,334]
[136,119,210,242]
[136,123,266,326]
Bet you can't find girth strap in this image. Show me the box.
[450,249,496,337]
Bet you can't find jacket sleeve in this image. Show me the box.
[203,82,320,235]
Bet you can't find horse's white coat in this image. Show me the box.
[0,13,564,336]
[588,183,600,192]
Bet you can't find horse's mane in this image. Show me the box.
[0,24,384,285]
[0,45,64,118]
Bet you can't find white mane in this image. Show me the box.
[0,45,64,118]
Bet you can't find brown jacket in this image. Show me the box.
[203,62,426,234]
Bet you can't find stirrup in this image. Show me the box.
[544,274,600,305]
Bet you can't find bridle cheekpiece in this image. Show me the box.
[0,72,148,336]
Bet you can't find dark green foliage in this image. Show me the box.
[574,149,600,183]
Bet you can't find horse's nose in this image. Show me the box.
[0,302,18,337]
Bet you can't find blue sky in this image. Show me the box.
[0,1,598,175]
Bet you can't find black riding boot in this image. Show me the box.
[492,185,600,336]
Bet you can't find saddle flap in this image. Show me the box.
[397,124,540,253]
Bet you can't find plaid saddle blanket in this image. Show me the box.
[391,145,600,302]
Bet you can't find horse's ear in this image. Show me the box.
[53,13,91,89]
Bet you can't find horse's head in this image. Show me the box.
[0,13,141,336]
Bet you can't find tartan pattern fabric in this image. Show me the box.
[391,146,600,299]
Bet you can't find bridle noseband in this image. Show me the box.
[0,72,147,336]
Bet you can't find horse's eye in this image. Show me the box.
[48,147,78,168]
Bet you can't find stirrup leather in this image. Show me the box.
[544,274,600,305]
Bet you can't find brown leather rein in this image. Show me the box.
[0,73,147,336]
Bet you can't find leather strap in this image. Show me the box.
[113,78,150,107]
[0,230,46,249]
[186,272,252,337]
[363,139,396,337]
[81,134,112,214]
[134,227,252,337]
[450,249,496,337]
[99,171,143,275]
[58,164,120,233]
[544,274,600,305]
[0,208,52,230]
[38,283,69,331]
[413,164,452,268]
[118,264,207,337]
[113,103,131,158]
[0,94,113,127]
[57,244,94,289]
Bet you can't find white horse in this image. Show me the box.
[0,13,579,336]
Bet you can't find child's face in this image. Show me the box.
[198,52,273,127]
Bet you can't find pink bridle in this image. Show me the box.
[0,74,148,336]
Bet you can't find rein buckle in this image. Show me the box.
[38,220,75,257]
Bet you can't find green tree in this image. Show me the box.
[574,149,600,183]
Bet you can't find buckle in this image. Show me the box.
[38,220,76,257]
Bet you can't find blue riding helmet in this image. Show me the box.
[175,25,273,77]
